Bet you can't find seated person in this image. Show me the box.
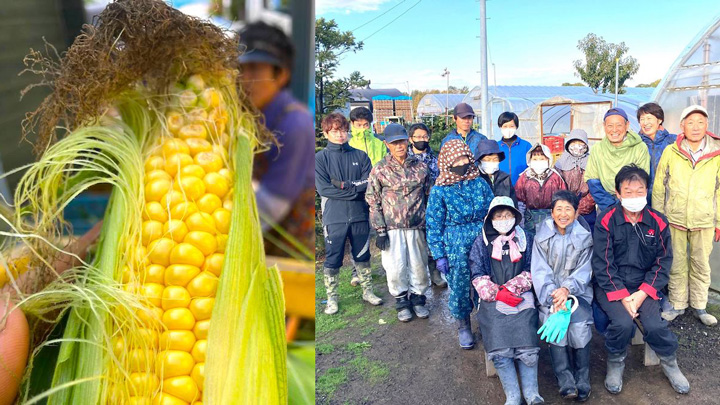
[593,165,688,395]
[469,196,543,405]
[531,190,593,402]
[475,139,517,206]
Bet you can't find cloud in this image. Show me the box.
[316,0,395,15]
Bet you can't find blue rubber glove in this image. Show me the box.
[537,300,572,344]
[436,257,449,275]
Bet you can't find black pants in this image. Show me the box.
[323,221,370,274]
[594,285,678,357]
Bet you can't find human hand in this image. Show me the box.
[628,290,648,311]
[331,179,345,189]
[496,286,522,307]
[551,287,569,313]
[436,257,449,275]
[375,232,389,251]
[622,296,638,319]
[715,228,720,242]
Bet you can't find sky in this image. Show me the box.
[316,0,720,92]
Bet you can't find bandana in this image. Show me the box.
[491,230,523,263]
[435,140,481,186]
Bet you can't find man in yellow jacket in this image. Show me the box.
[653,105,720,326]
[348,106,387,166]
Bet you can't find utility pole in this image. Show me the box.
[442,68,450,127]
[480,0,490,137]
[614,58,619,107]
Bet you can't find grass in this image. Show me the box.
[317,367,348,399]
[346,341,371,355]
[349,355,390,384]
[317,343,335,355]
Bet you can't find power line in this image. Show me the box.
[351,0,408,31]
[359,0,422,42]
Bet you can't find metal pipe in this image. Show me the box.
[614,58,619,107]
[480,0,490,137]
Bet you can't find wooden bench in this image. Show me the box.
[632,321,660,366]
[485,351,497,377]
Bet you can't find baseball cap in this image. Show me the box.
[604,108,628,122]
[453,103,475,118]
[680,104,708,121]
[383,123,409,143]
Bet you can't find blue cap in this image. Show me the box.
[383,123,408,143]
[238,49,283,68]
[604,108,628,122]
[474,139,505,162]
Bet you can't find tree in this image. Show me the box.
[573,33,639,94]
[637,79,661,88]
[561,82,585,87]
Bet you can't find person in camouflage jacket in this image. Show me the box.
[366,124,432,322]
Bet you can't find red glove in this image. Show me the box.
[715,228,720,243]
[496,286,523,307]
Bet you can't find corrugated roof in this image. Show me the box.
[416,93,467,115]
[349,88,404,101]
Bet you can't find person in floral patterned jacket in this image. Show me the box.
[366,124,432,322]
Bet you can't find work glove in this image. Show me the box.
[538,300,572,344]
[436,257,449,275]
[331,179,346,189]
[375,232,390,251]
[715,228,720,243]
[496,286,522,307]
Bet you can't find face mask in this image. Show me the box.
[481,161,500,174]
[501,128,516,139]
[568,143,588,157]
[529,160,549,174]
[621,196,647,213]
[449,163,471,176]
[412,141,429,151]
[492,218,515,234]
[351,126,371,138]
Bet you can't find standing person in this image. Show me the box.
[653,105,720,326]
[637,102,676,205]
[439,103,488,156]
[469,196,543,405]
[554,129,596,231]
[594,165,689,395]
[348,106,387,166]
[497,112,533,185]
[475,139,517,206]
[426,140,494,349]
[407,123,446,288]
[366,124,432,322]
[315,113,383,315]
[585,108,650,211]
[532,191,593,402]
[514,143,567,242]
[238,21,316,258]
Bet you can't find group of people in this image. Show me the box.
[316,101,719,404]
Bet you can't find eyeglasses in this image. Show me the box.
[493,213,515,220]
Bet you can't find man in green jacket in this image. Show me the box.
[653,105,720,326]
[585,108,650,211]
[348,106,387,166]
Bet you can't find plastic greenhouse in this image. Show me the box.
[416,93,467,116]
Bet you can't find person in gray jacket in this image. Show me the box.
[531,190,594,402]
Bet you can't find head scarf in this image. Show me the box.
[435,139,481,186]
[524,143,553,185]
[555,129,590,171]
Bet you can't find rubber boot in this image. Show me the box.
[548,344,577,399]
[409,292,429,319]
[356,263,383,306]
[659,354,690,394]
[323,274,339,315]
[573,345,591,402]
[517,360,544,404]
[395,292,413,322]
[456,315,474,349]
[693,308,718,326]
[428,259,447,288]
[604,350,626,394]
[493,356,522,405]
[350,267,360,286]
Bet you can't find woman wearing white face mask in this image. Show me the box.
[554,129,596,232]
[515,144,567,243]
[497,112,533,186]
[475,139,517,206]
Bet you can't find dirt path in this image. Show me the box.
[315,247,720,405]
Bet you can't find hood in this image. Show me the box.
[674,130,720,162]
[564,129,588,153]
[535,217,592,249]
[602,130,643,154]
[525,142,553,165]
[483,196,522,233]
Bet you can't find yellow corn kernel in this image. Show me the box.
[129,397,152,405]
[183,231,217,256]
[163,376,200,403]
[186,272,218,298]
[211,208,231,234]
[165,153,194,178]
[159,330,196,352]
[169,202,199,221]
[162,308,196,330]
[185,138,212,156]
[156,350,195,379]
[135,328,160,349]
[187,108,208,125]
[112,336,126,357]
[218,168,233,183]
[137,307,164,329]
[203,172,229,199]
[178,124,207,140]
[162,286,192,310]
[196,194,222,214]
[186,74,205,92]
[143,264,165,284]
[135,246,152,268]
[189,298,214,321]
[222,199,233,211]
[164,219,189,243]
[193,152,223,174]
[178,90,198,108]
[141,283,164,308]
[173,176,206,201]
[130,372,160,395]
[200,88,221,109]
[202,253,223,277]
[191,340,207,363]
[146,170,173,184]
[145,156,165,172]
[164,264,201,287]
[129,348,155,372]
[191,363,204,391]
[211,144,228,162]
[162,190,186,209]
[144,201,169,223]
[185,212,216,234]
[216,234,228,253]
[162,138,190,157]
[193,320,210,340]
[147,238,177,267]
[146,179,172,203]
[170,244,205,268]
[142,220,164,246]
[179,164,206,179]
[166,111,185,135]
[121,265,134,284]
[152,392,189,405]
